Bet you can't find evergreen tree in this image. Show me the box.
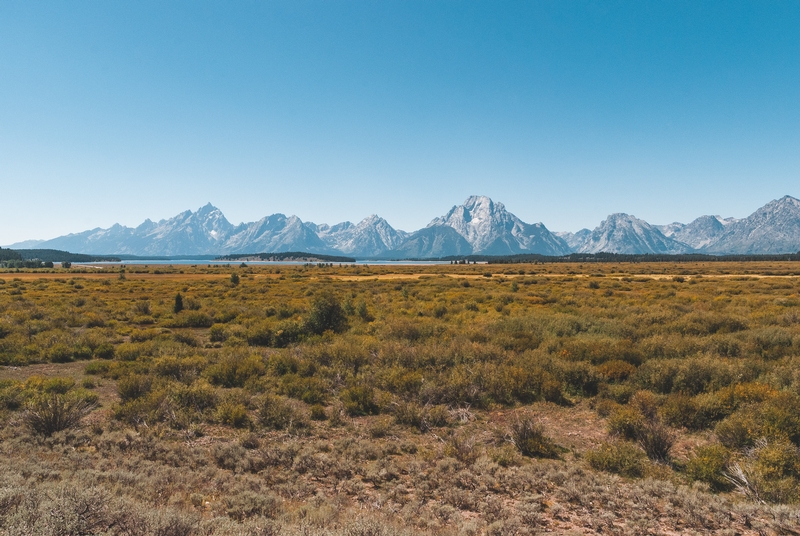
[174,293,184,314]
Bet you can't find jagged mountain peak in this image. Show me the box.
[428,195,568,255]
[756,195,800,216]
[10,194,800,257]
[461,195,502,213]
[360,214,383,224]
[701,195,800,254]
[198,201,219,210]
[577,212,691,254]
[316,214,406,256]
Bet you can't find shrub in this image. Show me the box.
[94,343,115,360]
[725,439,800,504]
[209,323,227,342]
[392,401,426,431]
[635,419,676,462]
[715,411,755,450]
[716,392,800,449]
[246,322,273,346]
[46,343,75,363]
[117,375,152,401]
[368,416,393,438]
[174,379,217,412]
[607,406,646,440]
[28,376,75,395]
[174,293,184,314]
[113,389,170,426]
[216,401,250,428]
[341,385,379,416]
[258,394,307,431]
[170,311,213,328]
[23,394,96,436]
[554,360,600,396]
[205,353,266,388]
[85,361,110,375]
[115,342,147,362]
[445,432,479,464]
[309,404,327,420]
[272,321,304,347]
[586,441,646,478]
[224,491,281,521]
[392,402,449,432]
[660,393,729,430]
[597,360,636,382]
[279,374,328,405]
[509,414,559,458]
[304,291,348,335]
[685,444,732,491]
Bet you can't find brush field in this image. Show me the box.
[2,261,800,535]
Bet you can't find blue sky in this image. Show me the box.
[1,1,799,244]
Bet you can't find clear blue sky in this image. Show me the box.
[2,1,799,244]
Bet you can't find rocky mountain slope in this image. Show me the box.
[575,213,692,255]
[9,195,800,257]
[428,196,570,256]
[699,195,800,254]
[657,215,737,250]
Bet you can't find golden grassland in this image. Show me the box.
[2,261,800,535]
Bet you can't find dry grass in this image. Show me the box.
[1,261,800,533]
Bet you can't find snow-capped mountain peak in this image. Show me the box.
[428,195,569,255]
[576,213,691,254]
[8,195,800,257]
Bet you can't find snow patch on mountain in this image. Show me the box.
[577,213,692,254]
[429,196,570,255]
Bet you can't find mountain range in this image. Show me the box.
[8,195,800,258]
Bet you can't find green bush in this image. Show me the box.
[597,360,636,382]
[716,392,800,449]
[174,379,217,412]
[113,389,170,426]
[607,406,646,440]
[586,441,646,478]
[304,291,348,335]
[272,321,304,348]
[209,323,227,342]
[117,375,152,401]
[340,385,379,416]
[258,394,307,431]
[278,374,328,405]
[309,403,327,421]
[660,393,729,430]
[93,343,115,360]
[85,361,110,375]
[170,311,213,328]
[246,322,273,346]
[216,401,250,428]
[727,439,800,504]
[686,444,732,491]
[46,343,74,363]
[205,353,266,388]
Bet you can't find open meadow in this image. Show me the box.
[2,261,800,535]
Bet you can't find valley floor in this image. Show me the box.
[1,262,800,534]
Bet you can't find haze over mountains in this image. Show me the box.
[9,195,800,258]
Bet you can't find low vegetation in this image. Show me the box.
[1,260,800,533]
